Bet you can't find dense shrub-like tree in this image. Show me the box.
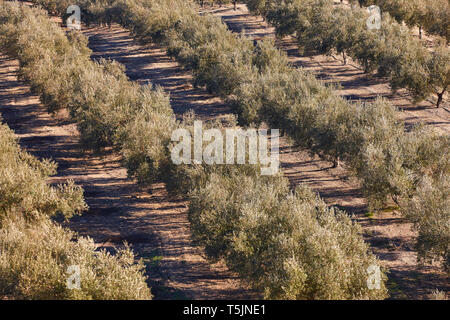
[244,0,449,107]
[0,215,151,300]
[427,46,450,108]
[244,0,271,17]
[403,176,449,270]
[356,0,450,41]
[0,2,152,300]
[6,1,393,298]
[34,0,449,269]
[0,118,151,300]
[188,168,388,299]
[0,121,86,222]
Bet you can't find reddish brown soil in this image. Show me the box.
[81,19,448,299]
[1,0,448,300]
[0,54,255,300]
[202,3,449,299]
[204,4,449,134]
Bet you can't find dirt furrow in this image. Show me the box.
[84,26,366,214]
[204,3,450,299]
[79,12,448,298]
[206,4,450,135]
[0,53,254,300]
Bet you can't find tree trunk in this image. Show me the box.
[419,25,422,39]
[436,86,447,108]
[342,51,347,65]
[332,158,340,168]
[437,92,444,108]
[392,195,401,208]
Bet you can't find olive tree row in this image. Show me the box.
[31,0,449,269]
[243,0,449,108]
[0,113,150,299]
[351,0,449,41]
[11,1,391,298]
[0,2,153,300]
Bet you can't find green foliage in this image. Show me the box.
[403,175,449,270]
[16,0,450,296]
[114,0,256,97]
[359,0,450,41]
[188,170,388,299]
[0,215,151,300]
[0,2,152,300]
[28,0,449,272]
[0,119,151,300]
[244,0,449,107]
[0,121,86,221]
[244,0,271,17]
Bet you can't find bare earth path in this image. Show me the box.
[203,4,450,299]
[0,54,254,300]
[81,10,448,298]
[85,26,367,214]
[205,4,450,135]
[1,0,447,298]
